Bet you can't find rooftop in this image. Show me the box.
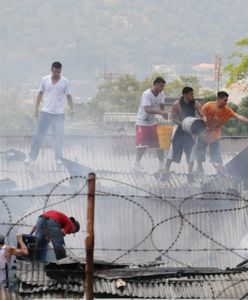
[0,135,248,298]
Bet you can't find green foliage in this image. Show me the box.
[225,37,248,85]
[140,73,164,91]
[86,73,204,120]
[237,38,248,46]
[2,1,248,97]
[236,96,248,135]
[180,76,201,95]
[222,102,238,135]
[223,98,248,136]
[201,91,216,101]
[0,92,35,134]
[87,74,141,120]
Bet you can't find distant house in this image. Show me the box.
[226,81,248,105]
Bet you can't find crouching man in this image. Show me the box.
[31,210,80,262]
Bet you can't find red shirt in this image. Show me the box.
[43,210,74,235]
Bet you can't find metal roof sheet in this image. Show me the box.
[1,136,248,298]
[16,260,248,299]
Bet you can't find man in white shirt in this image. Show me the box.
[25,61,74,164]
[0,233,28,287]
[135,77,168,171]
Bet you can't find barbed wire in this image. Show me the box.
[1,174,248,299]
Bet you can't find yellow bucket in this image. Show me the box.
[157,124,174,149]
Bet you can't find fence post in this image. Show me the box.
[85,173,96,300]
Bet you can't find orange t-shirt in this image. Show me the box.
[202,101,236,143]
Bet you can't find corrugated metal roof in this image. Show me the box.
[1,135,248,298]
[1,137,248,266]
[16,260,248,299]
[5,177,246,269]
[0,286,20,300]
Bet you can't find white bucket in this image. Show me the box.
[182,116,206,136]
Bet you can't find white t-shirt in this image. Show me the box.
[136,89,165,126]
[0,246,7,284]
[39,75,71,114]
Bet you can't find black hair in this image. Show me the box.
[51,61,62,69]
[0,234,5,245]
[217,91,229,98]
[70,217,80,233]
[153,77,166,85]
[182,87,194,95]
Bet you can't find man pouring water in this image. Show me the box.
[195,91,248,174]
[165,87,206,174]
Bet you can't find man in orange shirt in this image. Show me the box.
[195,91,248,173]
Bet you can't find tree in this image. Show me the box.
[180,76,201,96]
[234,96,248,135]
[0,91,35,134]
[142,74,201,97]
[224,37,248,86]
[87,73,205,122]
[222,102,239,135]
[86,74,141,120]
[222,98,248,136]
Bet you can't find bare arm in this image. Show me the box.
[144,105,168,117]
[34,91,43,117]
[67,94,74,120]
[171,101,182,125]
[5,234,28,261]
[235,113,248,124]
[30,226,36,235]
[195,101,207,122]
[67,94,74,111]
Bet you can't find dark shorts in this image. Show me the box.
[195,137,222,163]
[168,126,194,163]
[135,125,159,148]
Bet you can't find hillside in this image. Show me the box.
[0,0,247,97]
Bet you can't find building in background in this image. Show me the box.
[152,64,178,81]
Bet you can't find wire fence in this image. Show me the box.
[1,173,248,299]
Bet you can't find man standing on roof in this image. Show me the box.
[195,91,248,174]
[0,233,28,287]
[165,87,206,174]
[31,210,80,261]
[24,61,74,165]
[134,77,168,171]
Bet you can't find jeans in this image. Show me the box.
[35,216,66,261]
[30,111,64,160]
[196,137,222,163]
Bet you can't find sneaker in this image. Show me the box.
[212,162,224,173]
[56,158,63,165]
[194,166,204,175]
[158,162,164,172]
[133,162,144,173]
[24,156,34,165]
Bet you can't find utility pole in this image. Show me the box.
[85,173,96,300]
[214,53,222,94]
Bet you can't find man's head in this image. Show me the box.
[69,217,80,234]
[182,87,194,102]
[217,91,229,108]
[51,61,62,79]
[0,234,5,246]
[153,77,166,94]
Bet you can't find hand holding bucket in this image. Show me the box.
[182,116,206,136]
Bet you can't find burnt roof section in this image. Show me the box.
[16,260,248,299]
